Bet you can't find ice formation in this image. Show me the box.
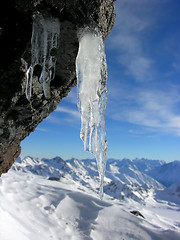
[76,27,108,198]
[25,12,60,100]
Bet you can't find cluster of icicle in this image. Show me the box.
[25,13,108,198]
[25,12,60,100]
[76,27,108,199]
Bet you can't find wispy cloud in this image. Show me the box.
[106,0,180,137]
[45,105,80,129]
[107,82,180,136]
[36,127,50,133]
[108,0,158,82]
[127,56,153,82]
[45,115,61,124]
[56,106,80,119]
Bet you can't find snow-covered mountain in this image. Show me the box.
[13,156,180,204]
[146,160,180,187]
[105,158,163,187]
[14,156,71,178]
[132,158,165,172]
[1,156,180,240]
[12,156,165,203]
[0,169,179,240]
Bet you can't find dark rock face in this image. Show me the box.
[0,0,115,175]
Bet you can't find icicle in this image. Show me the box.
[76,27,108,199]
[25,66,33,101]
[25,11,60,100]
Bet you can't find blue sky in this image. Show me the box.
[21,0,180,162]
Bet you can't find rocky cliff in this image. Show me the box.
[0,0,115,175]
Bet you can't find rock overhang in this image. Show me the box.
[0,0,116,175]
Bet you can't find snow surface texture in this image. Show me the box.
[1,157,180,240]
[25,11,60,100]
[76,27,108,198]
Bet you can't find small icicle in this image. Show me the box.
[25,11,60,100]
[76,26,108,199]
[25,66,33,101]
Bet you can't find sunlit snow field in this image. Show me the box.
[0,157,180,240]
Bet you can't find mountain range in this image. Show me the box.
[1,156,180,240]
[12,156,180,203]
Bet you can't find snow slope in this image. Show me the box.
[1,168,180,240]
[147,160,180,187]
[133,158,165,172]
[105,158,163,188]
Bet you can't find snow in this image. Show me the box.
[133,158,166,173]
[25,11,60,100]
[11,157,164,200]
[147,160,180,187]
[76,27,108,198]
[1,157,180,240]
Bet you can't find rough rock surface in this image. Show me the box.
[0,0,115,175]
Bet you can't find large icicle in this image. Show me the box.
[76,27,108,199]
[25,12,60,100]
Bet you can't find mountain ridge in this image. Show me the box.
[13,156,179,203]
[146,160,180,187]
[2,155,179,239]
